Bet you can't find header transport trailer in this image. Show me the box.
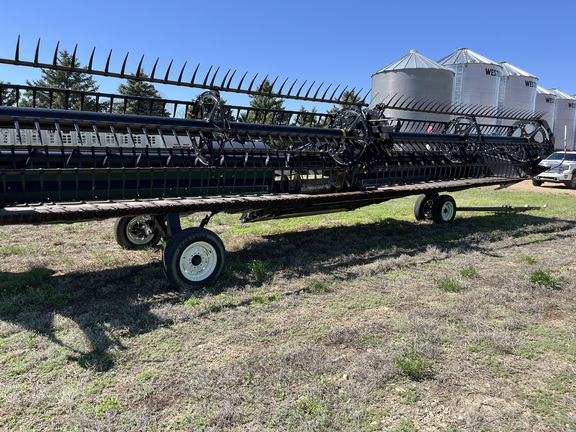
[0,39,554,288]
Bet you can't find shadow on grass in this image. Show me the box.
[224,213,575,280]
[0,212,573,371]
[0,263,174,372]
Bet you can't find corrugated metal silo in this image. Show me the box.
[371,49,454,126]
[548,89,576,150]
[535,86,557,136]
[497,62,538,126]
[438,48,502,125]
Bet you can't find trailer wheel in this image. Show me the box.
[431,195,457,223]
[114,215,161,249]
[162,227,225,288]
[414,194,437,221]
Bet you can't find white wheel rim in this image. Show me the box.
[126,216,156,245]
[441,201,455,221]
[179,241,218,282]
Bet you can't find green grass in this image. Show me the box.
[529,269,560,289]
[459,265,478,278]
[437,277,463,293]
[0,186,575,430]
[394,341,434,381]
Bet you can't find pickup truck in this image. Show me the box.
[532,151,576,189]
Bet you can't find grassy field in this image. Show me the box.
[1,183,575,431]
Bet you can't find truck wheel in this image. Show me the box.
[162,227,225,289]
[569,175,576,189]
[114,215,161,249]
[431,195,457,224]
[414,194,436,221]
[532,179,543,187]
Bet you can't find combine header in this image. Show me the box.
[0,38,554,287]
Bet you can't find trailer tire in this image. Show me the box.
[431,195,457,224]
[162,227,225,289]
[114,215,161,249]
[414,194,436,221]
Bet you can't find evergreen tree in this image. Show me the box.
[327,89,363,115]
[0,82,17,106]
[292,105,320,127]
[239,79,285,123]
[21,50,100,110]
[115,70,169,116]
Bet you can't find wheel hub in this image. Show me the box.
[180,241,217,281]
[127,216,155,245]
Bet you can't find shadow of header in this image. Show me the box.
[0,212,573,371]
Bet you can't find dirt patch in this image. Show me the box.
[507,179,576,195]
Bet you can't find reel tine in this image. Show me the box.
[137,55,145,77]
[209,67,220,87]
[15,35,20,63]
[177,61,187,83]
[328,84,342,101]
[287,79,299,96]
[120,52,129,76]
[261,75,270,91]
[268,76,279,93]
[104,49,112,74]
[190,63,200,84]
[34,38,41,64]
[360,89,371,105]
[2,38,364,105]
[277,77,290,94]
[150,58,159,79]
[303,81,315,98]
[413,98,427,111]
[87,47,96,71]
[52,41,60,66]
[164,59,173,82]
[220,69,232,88]
[247,73,259,92]
[202,65,213,86]
[320,83,333,100]
[296,79,309,97]
[354,87,364,103]
[71,44,78,69]
[337,86,349,103]
[312,82,324,100]
[225,69,237,89]
[421,100,437,112]
[236,71,249,90]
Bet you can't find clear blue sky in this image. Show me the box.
[1,0,574,111]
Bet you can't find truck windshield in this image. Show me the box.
[547,152,576,161]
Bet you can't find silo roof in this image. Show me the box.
[548,88,575,99]
[438,48,499,66]
[537,86,556,95]
[499,62,538,79]
[373,49,451,75]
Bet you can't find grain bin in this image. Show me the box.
[548,89,576,150]
[371,49,454,126]
[438,48,502,125]
[535,86,557,135]
[497,62,538,126]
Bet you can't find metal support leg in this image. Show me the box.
[167,213,182,238]
[199,212,215,228]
